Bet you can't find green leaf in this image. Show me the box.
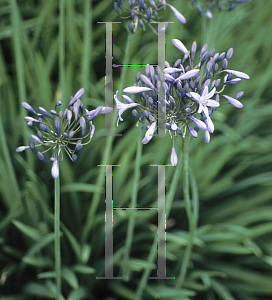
[72,264,96,274]
[61,183,102,193]
[37,271,56,279]
[12,219,42,241]
[67,287,88,300]
[22,256,53,268]
[146,286,196,299]
[0,296,28,300]
[23,282,55,298]
[81,244,92,263]
[62,267,79,290]
[59,221,81,262]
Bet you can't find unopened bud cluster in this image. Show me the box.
[191,0,248,19]
[114,0,186,34]
[16,88,112,178]
[114,39,249,166]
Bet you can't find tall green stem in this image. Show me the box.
[122,126,143,281]
[59,0,65,104]
[135,151,183,300]
[176,134,195,287]
[54,174,61,299]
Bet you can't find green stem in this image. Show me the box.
[59,0,65,104]
[81,0,91,99]
[121,126,143,281]
[54,174,61,299]
[135,151,183,300]
[176,134,195,287]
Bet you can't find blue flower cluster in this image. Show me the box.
[114,39,249,165]
[191,0,248,18]
[16,88,112,178]
[114,0,186,34]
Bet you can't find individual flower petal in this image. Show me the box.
[114,91,138,125]
[22,102,37,115]
[37,151,47,162]
[235,91,244,99]
[74,88,84,100]
[205,116,214,133]
[147,7,152,22]
[16,146,29,152]
[191,41,197,61]
[140,74,155,90]
[171,147,178,166]
[75,141,83,152]
[50,110,59,116]
[122,95,134,104]
[66,109,72,124]
[190,116,206,131]
[90,123,95,139]
[29,140,35,153]
[174,69,200,82]
[85,106,103,121]
[187,125,197,138]
[123,86,152,94]
[31,134,43,144]
[38,107,52,119]
[164,67,182,74]
[100,107,113,114]
[51,158,59,179]
[223,95,243,108]
[169,6,186,24]
[206,9,212,19]
[80,116,86,135]
[128,22,134,34]
[172,39,188,54]
[164,74,175,82]
[224,69,250,79]
[225,78,241,85]
[204,130,210,144]
[24,116,39,123]
[170,120,177,131]
[39,123,49,133]
[114,2,119,15]
[54,117,61,135]
[142,122,157,144]
[73,101,80,120]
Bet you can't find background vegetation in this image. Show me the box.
[1,0,272,299]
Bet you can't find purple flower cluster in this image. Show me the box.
[114,39,249,166]
[191,0,248,19]
[114,0,186,34]
[16,88,112,178]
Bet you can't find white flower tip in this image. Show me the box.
[171,147,178,166]
[51,159,59,179]
[170,6,186,24]
[123,86,152,94]
[16,146,28,153]
[172,39,188,54]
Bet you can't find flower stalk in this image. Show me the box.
[54,164,61,299]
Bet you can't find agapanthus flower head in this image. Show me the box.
[16,88,112,178]
[114,0,186,34]
[114,39,249,165]
[191,0,248,18]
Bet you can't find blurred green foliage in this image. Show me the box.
[1,0,272,299]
